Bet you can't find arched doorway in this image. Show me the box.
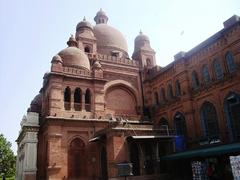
[144,142,154,175]
[129,141,140,176]
[174,112,187,137]
[68,138,86,179]
[224,92,240,141]
[100,147,108,180]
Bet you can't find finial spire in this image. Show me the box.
[83,16,86,21]
[139,30,143,34]
[67,34,77,47]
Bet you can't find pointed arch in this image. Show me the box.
[213,59,223,79]
[84,46,91,53]
[174,112,187,137]
[167,84,174,99]
[68,138,86,178]
[74,88,82,111]
[104,80,139,116]
[225,51,236,73]
[202,65,210,84]
[156,117,169,129]
[85,89,91,112]
[200,101,219,138]
[154,92,159,105]
[159,117,168,126]
[175,80,181,96]
[160,87,166,104]
[191,71,200,90]
[224,92,240,141]
[64,86,71,110]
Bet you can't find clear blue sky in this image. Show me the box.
[0,0,239,154]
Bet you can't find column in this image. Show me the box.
[82,92,86,111]
[71,89,74,111]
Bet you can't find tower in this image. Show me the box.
[132,31,156,69]
[75,17,97,54]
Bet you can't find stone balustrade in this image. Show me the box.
[88,53,139,67]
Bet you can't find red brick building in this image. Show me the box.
[16,10,240,180]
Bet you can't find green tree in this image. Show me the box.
[0,134,16,178]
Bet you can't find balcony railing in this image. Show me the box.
[74,103,82,111]
[85,103,91,112]
[64,102,71,111]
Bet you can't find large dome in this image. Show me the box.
[93,9,128,57]
[93,24,128,57]
[58,47,90,70]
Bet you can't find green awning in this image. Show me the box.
[161,143,240,160]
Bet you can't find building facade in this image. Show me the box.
[16,10,240,180]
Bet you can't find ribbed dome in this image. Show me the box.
[135,31,149,43]
[76,18,93,31]
[93,24,128,56]
[58,47,90,70]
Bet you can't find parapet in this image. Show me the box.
[90,53,139,67]
[224,15,240,29]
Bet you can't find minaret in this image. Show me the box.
[75,17,97,54]
[132,31,156,69]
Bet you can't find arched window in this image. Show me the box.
[68,138,86,178]
[74,88,82,111]
[64,87,71,110]
[174,112,187,137]
[146,58,151,66]
[157,117,169,129]
[213,59,223,79]
[200,102,219,139]
[84,46,91,53]
[160,87,166,104]
[175,80,181,96]
[154,92,159,105]
[85,89,91,112]
[192,71,200,90]
[167,84,174,99]
[224,92,240,141]
[202,65,210,84]
[225,52,236,73]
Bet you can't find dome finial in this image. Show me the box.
[139,30,143,34]
[83,16,86,21]
[94,8,108,24]
[67,34,77,47]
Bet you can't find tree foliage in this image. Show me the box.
[0,134,16,177]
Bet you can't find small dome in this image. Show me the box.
[58,47,90,70]
[93,24,128,56]
[93,61,102,69]
[29,93,42,113]
[134,31,149,43]
[94,8,108,24]
[76,17,93,31]
[43,71,49,79]
[51,54,63,64]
